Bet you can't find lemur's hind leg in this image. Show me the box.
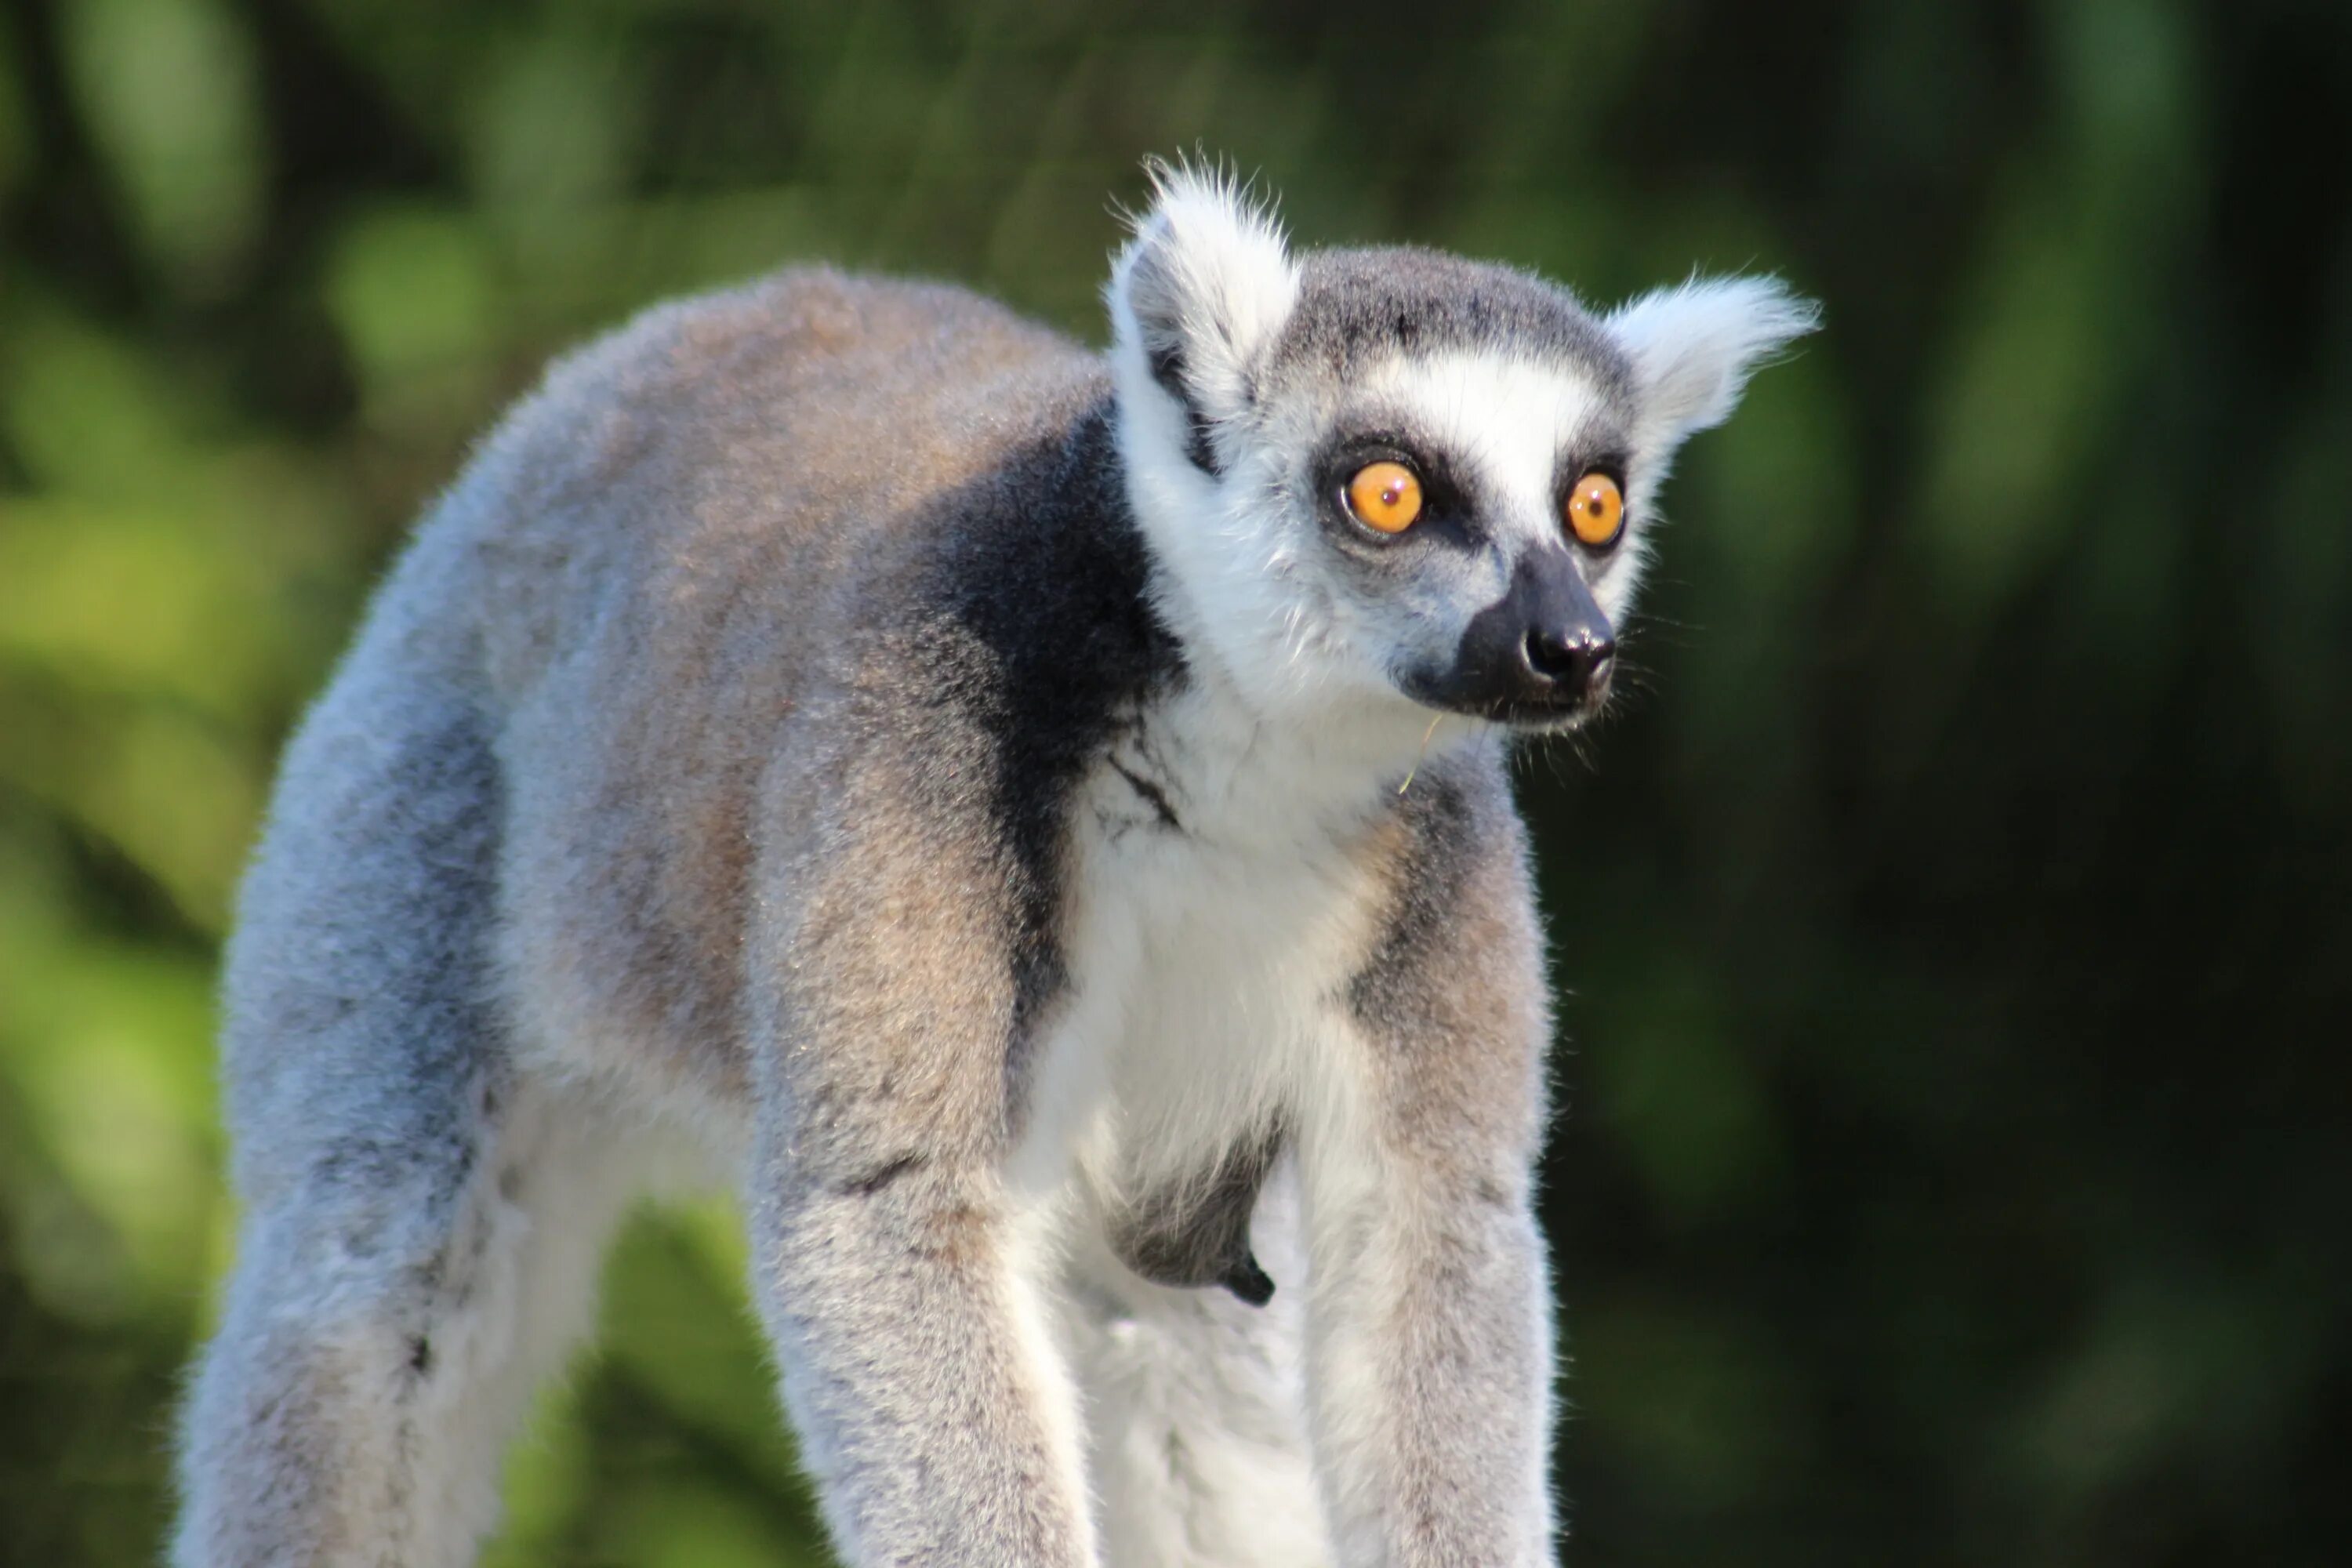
[172,691,643,1568]
[175,1083,639,1568]
[1064,1169,1337,1568]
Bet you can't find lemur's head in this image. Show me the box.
[1107,161,1817,737]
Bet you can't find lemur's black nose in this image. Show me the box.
[1523,626,1616,705]
[1408,551,1619,724]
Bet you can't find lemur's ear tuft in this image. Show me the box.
[1107,156,1299,472]
[1608,275,1820,443]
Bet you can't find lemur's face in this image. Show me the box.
[1109,169,1815,738]
[1239,251,1643,734]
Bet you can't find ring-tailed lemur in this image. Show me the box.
[173,162,1814,1567]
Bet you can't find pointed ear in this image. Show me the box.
[1608,275,1820,443]
[1105,158,1299,473]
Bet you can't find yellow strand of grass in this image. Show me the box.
[1397,713,1444,796]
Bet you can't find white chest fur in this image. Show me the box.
[1011,678,1459,1212]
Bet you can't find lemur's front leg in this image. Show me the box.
[753,1138,1094,1566]
[1302,768,1559,1568]
[1301,1139,1555,1566]
[743,732,1096,1568]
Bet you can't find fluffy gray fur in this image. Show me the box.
[173,160,1815,1567]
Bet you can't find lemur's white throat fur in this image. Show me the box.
[173,159,1816,1568]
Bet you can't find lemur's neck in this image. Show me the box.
[1117,651,1490,855]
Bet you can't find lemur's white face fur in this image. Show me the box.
[1108,165,1817,736]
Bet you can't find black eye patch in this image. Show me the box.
[1310,426,1480,541]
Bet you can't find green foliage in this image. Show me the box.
[3,1,2347,1563]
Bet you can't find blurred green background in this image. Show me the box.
[2,0,2348,1563]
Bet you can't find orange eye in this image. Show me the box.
[1345,461,1424,535]
[1565,470,1624,547]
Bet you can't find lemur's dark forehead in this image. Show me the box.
[1272,247,1634,395]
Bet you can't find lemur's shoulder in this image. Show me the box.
[407,267,1116,706]
[466,263,1103,544]
[529,265,1094,433]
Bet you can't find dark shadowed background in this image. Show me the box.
[2,1,2348,1563]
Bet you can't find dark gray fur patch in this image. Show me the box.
[1348,764,1483,1033]
[1106,1122,1286,1305]
[1276,246,1635,400]
[1148,345,1224,474]
[909,400,1188,1109]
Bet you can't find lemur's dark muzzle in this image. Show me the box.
[1407,549,1616,724]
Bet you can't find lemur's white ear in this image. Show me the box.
[1106,158,1299,471]
[1608,275,1820,442]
